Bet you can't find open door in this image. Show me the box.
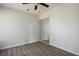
[40,18,50,44]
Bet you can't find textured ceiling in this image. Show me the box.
[0,3,61,15]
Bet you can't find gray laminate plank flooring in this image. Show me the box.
[0,42,76,56]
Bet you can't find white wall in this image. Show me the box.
[40,4,79,55]
[0,6,40,50]
[40,18,50,40]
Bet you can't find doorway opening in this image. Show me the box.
[40,18,50,44]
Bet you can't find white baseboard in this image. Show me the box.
[50,44,78,56]
[0,40,39,50]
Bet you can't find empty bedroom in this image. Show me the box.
[0,3,79,56]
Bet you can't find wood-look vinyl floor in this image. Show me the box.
[0,42,76,56]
